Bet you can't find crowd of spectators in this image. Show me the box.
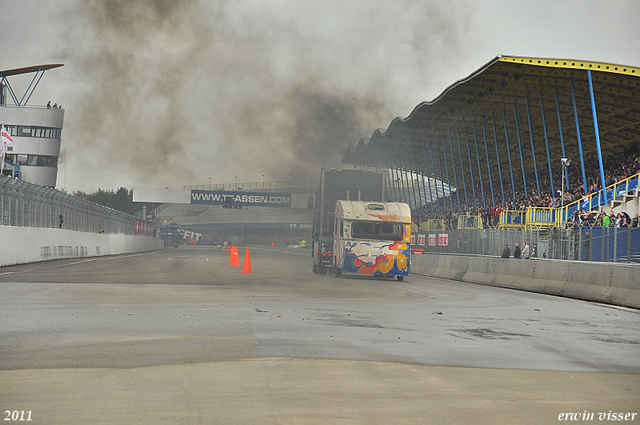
[409,146,640,229]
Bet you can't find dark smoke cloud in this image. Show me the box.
[8,0,475,191]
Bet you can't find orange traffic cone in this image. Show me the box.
[241,248,252,274]
[231,248,240,267]
[228,246,235,262]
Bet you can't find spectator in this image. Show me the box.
[521,242,530,259]
[513,243,521,259]
[47,101,51,109]
[501,244,511,258]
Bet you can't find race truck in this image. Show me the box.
[159,221,183,248]
[311,168,387,274]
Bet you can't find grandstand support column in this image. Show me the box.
[435,138,448,212]
[464,127,478,209]
[539,91,555,197]
[502,109,516,199]
[472,122,487,208]
[554,86,570,191]
[427,141,442,216]
[419,145,434,216]
[385,163,396,202]
[411,150,424,213]
[491,112,505,203]
[570,78,588,195]
[481,116,496,205]
[448,130,461,210]
[407,151,419,212]
[441,135,454,211]
[513,104,528,199]
[390,158,399,202]
[455,129,469,209]
[587,70,608,205]
[396,156,409,207]
[399,154,412,209]
[391,158,404,204]
[525,96,541,196]
[389,154,401,203]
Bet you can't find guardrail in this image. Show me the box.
[0,175,153,235]
[457,214,483,229]
[498,210,526,228]
[525,207,557,228]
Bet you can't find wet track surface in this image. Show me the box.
[1,246,638,424]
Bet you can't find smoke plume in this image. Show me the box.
[48,0,472,190]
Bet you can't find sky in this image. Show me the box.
[1,0,639,193]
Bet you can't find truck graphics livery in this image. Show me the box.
[334,200,411,280]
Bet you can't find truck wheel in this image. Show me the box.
[335,268,342,278]
[397,276,404,281]
[312,264,318,274]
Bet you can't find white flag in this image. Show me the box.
[1,124,13,158]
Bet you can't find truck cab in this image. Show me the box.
[159,221,183,248]
[333,200,411,280]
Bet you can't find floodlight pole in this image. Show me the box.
[561,158,570,222]
[561,164,565,210]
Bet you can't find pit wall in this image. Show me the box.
[410,253,640,309]
[0,226,164,268]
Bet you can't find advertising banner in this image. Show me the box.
[191,190,291,207]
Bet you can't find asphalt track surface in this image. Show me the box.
[1,246,638,424]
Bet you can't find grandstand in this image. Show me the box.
[344,55,640,223]
[343,55,640,262]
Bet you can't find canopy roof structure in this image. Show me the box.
[0,64,64,107]
[343,55,640,212]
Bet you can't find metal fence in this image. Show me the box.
[413,225,640,263]
[0,175,153,235]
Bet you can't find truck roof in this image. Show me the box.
[335,201,411,224]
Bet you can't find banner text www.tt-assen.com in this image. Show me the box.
[191,190,291,207]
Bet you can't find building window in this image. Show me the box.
[37,156,58,167]
[5,125,61,139]
[14,155,57,167]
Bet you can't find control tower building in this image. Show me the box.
[0,64,64,187]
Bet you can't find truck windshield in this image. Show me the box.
[351,221,403,241]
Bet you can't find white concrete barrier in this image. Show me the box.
[0,226,164,267]
[411,254,640,309]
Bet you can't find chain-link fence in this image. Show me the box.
[414,225,640,263]
[0,175,153,235]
